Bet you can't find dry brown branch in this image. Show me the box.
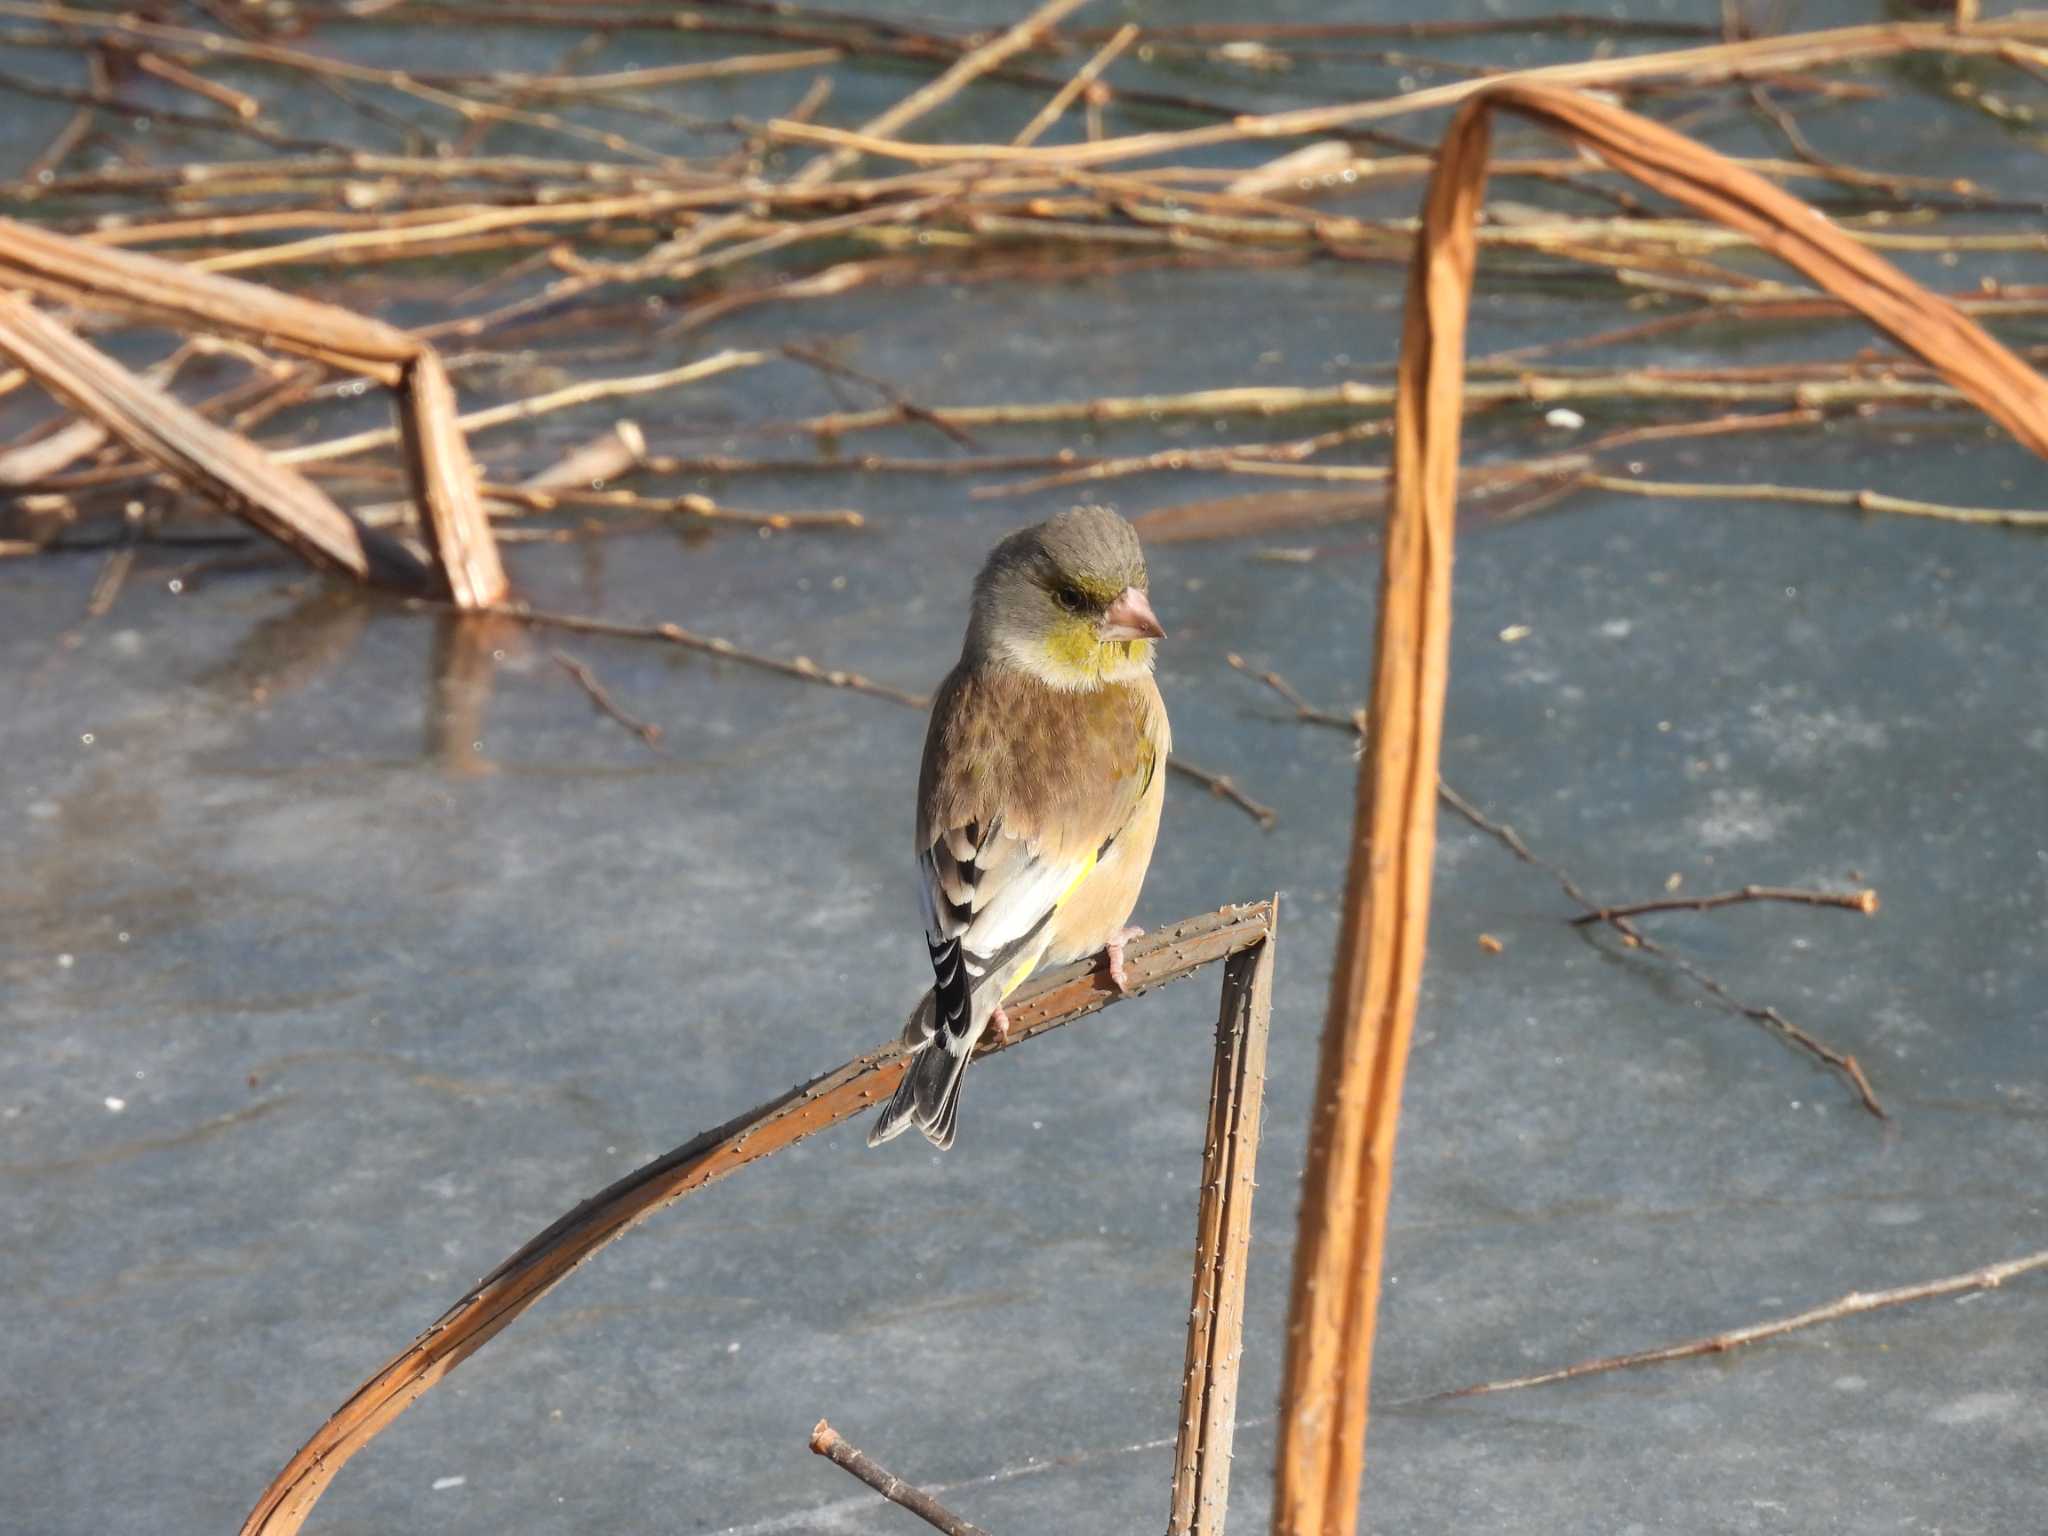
[767,18,2048,169]
[1013,22,1137,148]
[22,38,104,183]
[465,48,844,98]
[0,3,689,163]
[1170,911,1277,1536]
[1580,473,2048,528]
[1570,885,1880,925]
[0,345,193,487]
[1437,781,1887,1120]
[1225,653,1363,734]
[466,481,863,531]
[1219,667,1883,1131]
[132,49,262,120]
[1481,85,2048,458]
[0,295,431,591]
[551,650,664,750]
[772,370,1973,441]
[237,902,1275,1536]
[273,351,768,466]
[811,0,1096,182]
[1427,1248,2048,1402]
[434,600,927,708]
[810,1421,993,1536]
[1166,757,1279,830]
[780,342,980,449]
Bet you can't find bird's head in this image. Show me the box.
[970,504,1165,690]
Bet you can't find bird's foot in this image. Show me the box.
[988,1005,1012,1044]
[1104,926,1145,994]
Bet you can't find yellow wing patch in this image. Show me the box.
[994,848,1100,1002]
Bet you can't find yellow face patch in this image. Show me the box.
[1042,616,1152,686]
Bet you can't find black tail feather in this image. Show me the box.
[867,1033,971,1150]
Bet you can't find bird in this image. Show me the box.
[868,505,1171,1151]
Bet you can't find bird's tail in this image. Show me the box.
[867,992,970,1150]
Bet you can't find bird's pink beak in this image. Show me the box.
[1098,586,1165,642]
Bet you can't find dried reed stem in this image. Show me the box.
[238,903,1275,1536]
[809,1421,993,1536]
[1270,76,1471,1536]
[0,294,430,591]
[1276,67,2048,1534]
[1169,911,1278,1536]
[1012,22,1137,148]
[397,349,506,608]
[0,215,507,603]
[767,18,2048,168]
[273,350,768,466]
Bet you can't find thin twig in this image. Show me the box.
[1012,22,1138,148]
[1225,652,1363,733]
[1423,1248,2048,1401]
[551,651,664,751]
[1579,473,2048,529]
[1167,756,1278,830]
[1436,782,1887,1119]
[780,342,980,449]
[1570,884,1880,925]
[272,351,770,466]
[430,600,929,708]
[809,1421,993,1536]
[1225,658,1886,1117]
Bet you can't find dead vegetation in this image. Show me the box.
[4,4,2046,1534]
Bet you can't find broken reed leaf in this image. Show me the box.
[0,215,506,604]
[0,294,431,592]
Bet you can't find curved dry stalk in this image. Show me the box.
[239,902,1274,1536]
[1273,76,2048,1536]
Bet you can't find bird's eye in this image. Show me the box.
[1053,584,1087,613]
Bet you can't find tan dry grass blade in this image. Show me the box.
[240,903,1275,1536]
[0,215,506,605]
[1268,104,1473,1536]
[1272,82,2048,1536]
[397,349,507,610]
[0,294,429,588]
[0,215,416,381]
[766,16,2048,168]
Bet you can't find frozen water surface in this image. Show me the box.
[2,2,2045,1533]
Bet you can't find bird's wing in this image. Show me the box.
[913,667,1162,1054]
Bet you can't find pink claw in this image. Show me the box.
[1104,925,1145,994]
[988,1005,1011,1044]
